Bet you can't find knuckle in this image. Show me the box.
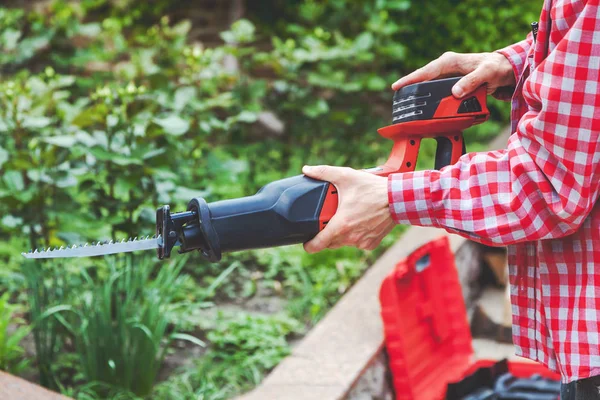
[440,51,457,65]
[336,223,350,236]
[366,240,379,251]
[357,241,371,251]
[465,73,479,88]
[336,167,351,179]
[347,232,361,244]
[315,165,328,176]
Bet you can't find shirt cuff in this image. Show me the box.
[493,37,533,101]
[387,170,438,227]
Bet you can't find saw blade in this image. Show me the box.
[22,235,163,259]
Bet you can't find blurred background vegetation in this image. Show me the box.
[0,0,540,399]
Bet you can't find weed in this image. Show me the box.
[153,312,301,399]
[0,292,30,374]
[23,261,75,389]
[69,255,205,397]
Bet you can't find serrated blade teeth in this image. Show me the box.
[21,235,161,259]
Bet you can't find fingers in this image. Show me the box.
[304,222,338,253]
[452,65,490,98]
[391,51,460,90]
[302,165,349,184]
[304,211,351,253]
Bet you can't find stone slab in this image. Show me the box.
[0,371,71,400]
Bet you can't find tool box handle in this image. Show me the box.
[396,240,451,343]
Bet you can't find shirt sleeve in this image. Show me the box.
[493,35,533,101]
[388,3,600,247]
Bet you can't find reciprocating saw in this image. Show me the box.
[22,77,489,262]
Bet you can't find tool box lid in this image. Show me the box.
[379,236,474,400]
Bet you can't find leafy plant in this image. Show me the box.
[23,261,74,389]
[0,292,29,374]
[153,312,301,400]
[63,256,204,398]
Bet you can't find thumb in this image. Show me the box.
[302,165,344,183]
[452,67,489,98]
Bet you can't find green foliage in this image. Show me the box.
[0,292,30,374]
[23,255,206,398]
[153,312,300,400]
[401,0,540,70]
[23,261,75,389]
[69,256,204,397]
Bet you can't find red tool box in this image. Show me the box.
[379,236,560,399]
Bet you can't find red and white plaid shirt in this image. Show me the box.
[388,0,600,383]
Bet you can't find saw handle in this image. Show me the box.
[180,175,334,261]
[434,133,466,170]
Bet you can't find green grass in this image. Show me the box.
[152,312,301,400]
[0,292,29,374]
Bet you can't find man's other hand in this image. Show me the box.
[392,52,515,98]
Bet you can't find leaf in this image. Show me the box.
[172,20,192,36]
[354,32,374,51]
[77,22,102,37]
[0,147,8,169]
[172,186,209,202]
[74,131,97,147]
[169,333,205,347]
[387,0,411,10]
[106,114,119,129]
[2,29,22,51]
[55,175,78,188]
[3,171,24,192]
[41,136,76,148]
[220,19,255,44]
[174,86,197,111]
[72,104,108,128]
[0,119,9,132]
[89,147,142,166]
[303,99,329,118]
[114,177,134,200]
[142,148,166,160]
[153,115,190,136]
[236,111,258,123]
[366,76,386,91]
[1,215,22,229]
[21,116,51,129]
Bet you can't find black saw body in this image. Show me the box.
[156,77,489,262]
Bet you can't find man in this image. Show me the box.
[301,1,600,398]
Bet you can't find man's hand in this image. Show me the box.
[302,165,395,253]
[392,52,515,98]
